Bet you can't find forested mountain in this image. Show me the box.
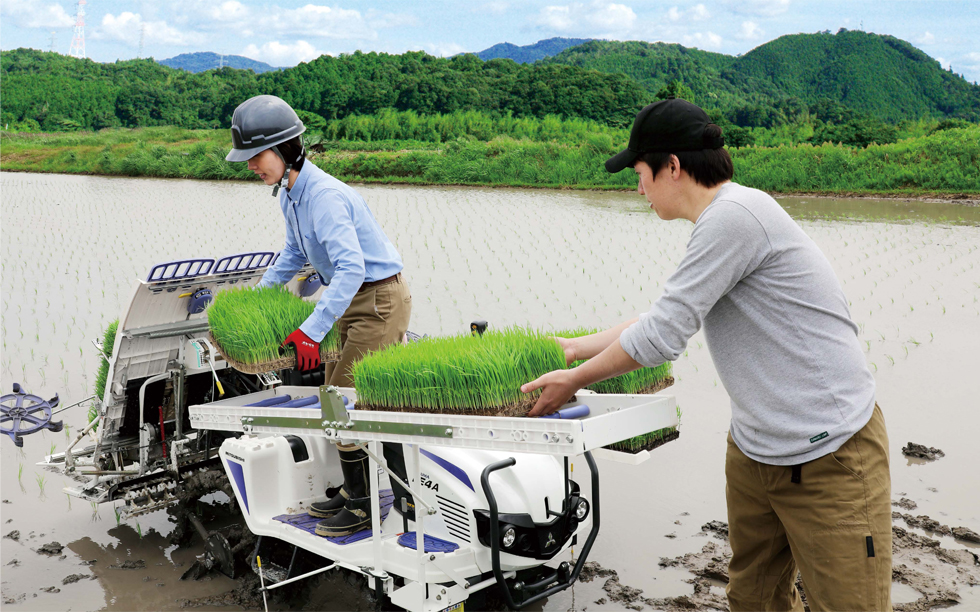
[545,30,980,122]
[0,49,646,131]
[475,37,591,63]
[2,29,978,135]
[730,30,979,122]
[158,52,279,73]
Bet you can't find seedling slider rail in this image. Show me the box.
[191,386,677,456]
[189,386,676,611]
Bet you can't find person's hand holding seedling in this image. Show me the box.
[282,328,321,371]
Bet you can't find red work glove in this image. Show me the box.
[282,329,321,372]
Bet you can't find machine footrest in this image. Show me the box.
[273,489,394,545]
[396,532,460,553]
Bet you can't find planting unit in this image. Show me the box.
[37,251,326,521]
[188,384,677,611]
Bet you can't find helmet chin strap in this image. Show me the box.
[270,145,292,197]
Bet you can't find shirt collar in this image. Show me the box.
[285,161,312,203]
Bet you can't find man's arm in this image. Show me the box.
[297,190,366,342]
[257,222,307,288]
[619,201,769,368]
[561,317,639,364]
[523,339,642,416]
[525,200,771,415]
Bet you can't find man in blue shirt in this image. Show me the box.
[227,95,413,537]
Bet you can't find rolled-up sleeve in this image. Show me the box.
[298,190,366,342]
[620,201,771,367]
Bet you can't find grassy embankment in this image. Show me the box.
[2,116,978,197]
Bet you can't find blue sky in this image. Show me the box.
[2,0,978,82]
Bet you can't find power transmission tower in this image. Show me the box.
[68,0,87,59]
[49,31,57,53]
[218,54,225,69]
[138,23,146,58]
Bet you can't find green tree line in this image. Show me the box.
[0,48,646,132]
[3,116,976,194]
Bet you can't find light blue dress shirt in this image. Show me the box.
[258,162,403,342]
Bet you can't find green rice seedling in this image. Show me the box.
[207,286,340,365]
[556,328,674,395]
[91,319,119,430]
[353,327,566,416]
[605,405,683,454]
[551,329,679,453]
[35,473,46,495]
[18,462,23,482]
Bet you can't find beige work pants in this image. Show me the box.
[325,275,412,388]
[726,404,892,612]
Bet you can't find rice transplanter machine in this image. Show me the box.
[188,382,677,611]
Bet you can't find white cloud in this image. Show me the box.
[915,31,935,45]
[725,0,790,17]
[242,40,327,66]
[682,30,722,49]
[667,3,710,22]
[0,0,74,28]
[265,4,376,40]
[736,20,763,41]
[96,12,203,46]
[167,1,378,41]
[204,1,251,22]
[535,1,637,37]
[690,4,710,20]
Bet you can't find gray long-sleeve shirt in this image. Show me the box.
[620,182,875,465]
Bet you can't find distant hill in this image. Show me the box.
[544,40,740,105]
[158,52,279,73]
[475,37,591,64]
[545,31,980,122]
[730,30,980,122]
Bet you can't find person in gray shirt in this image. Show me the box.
[522,99,891,611]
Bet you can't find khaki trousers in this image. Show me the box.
[325,276,412,388]
[726,404,892,612]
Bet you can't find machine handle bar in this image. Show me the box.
[480,452,600,610]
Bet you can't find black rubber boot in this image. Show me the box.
[315,496,372,537]
[383,443,416,521]
[315,444,372,536]
[308,486,348,519]
[309,446,367,519]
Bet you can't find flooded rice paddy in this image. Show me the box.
[2,172,979,610]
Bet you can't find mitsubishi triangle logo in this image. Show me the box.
[545,532,556,548]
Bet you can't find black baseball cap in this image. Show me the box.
[605,98,725,173]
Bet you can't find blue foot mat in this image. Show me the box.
[397,532,460,553]
[274,489,394,545]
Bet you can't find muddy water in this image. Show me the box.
[2,172,978,610]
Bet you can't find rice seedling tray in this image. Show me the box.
[207,332,341,374]
[207,285,342,373]
[189,386,678,460]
